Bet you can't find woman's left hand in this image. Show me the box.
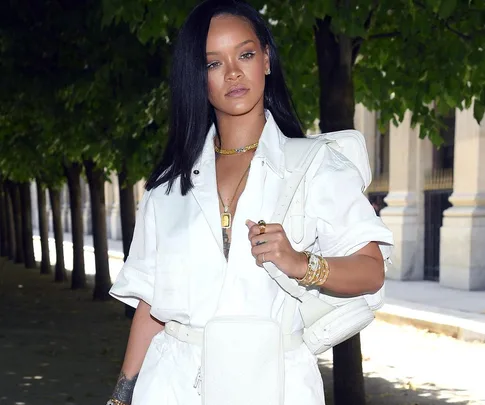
[246,219,307,279]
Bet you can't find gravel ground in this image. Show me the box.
[1,257,484,405]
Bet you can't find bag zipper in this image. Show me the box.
[322,306,374,345]
[193,366,202,396]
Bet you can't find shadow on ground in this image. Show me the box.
[318,359,473,405]
[0,258,479,405]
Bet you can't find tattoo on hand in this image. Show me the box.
[112,371,138,404]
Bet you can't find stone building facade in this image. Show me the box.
[354,102,485,291]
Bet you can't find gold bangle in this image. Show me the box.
[298,251,322,287]
[297,253,330,287]
[315,257,330,286]
[295,251,311,283]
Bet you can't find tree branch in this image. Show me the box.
[412,0,471,41]
[369,31,402,39]
[364,0,379,30]
[352,31,401,65]
[444,23,471,41]
[351,1,381,65]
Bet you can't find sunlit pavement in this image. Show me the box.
[320,321,485,404]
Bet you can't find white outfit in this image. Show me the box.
[110,111,394,405]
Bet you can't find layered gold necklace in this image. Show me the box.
[215,140,257,228]
[217,164,251,229]
[214,141,259,155]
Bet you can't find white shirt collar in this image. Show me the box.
[195,109,287,178]
[253,109,286,178]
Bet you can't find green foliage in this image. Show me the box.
[102,0,485,144]
[0,0,170,187]
[351,0,485,141]
[1,0,484,186]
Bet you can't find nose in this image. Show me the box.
[225,62,243,81]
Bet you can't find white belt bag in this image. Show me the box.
[166,294,299,405]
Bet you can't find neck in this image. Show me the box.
[215,108,266,150]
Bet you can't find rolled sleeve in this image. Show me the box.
[307,153,393,260]
[110,190,156,308]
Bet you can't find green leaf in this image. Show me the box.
[473,99,485,124]
[438,0,457,20]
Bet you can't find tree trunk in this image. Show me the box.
[4,182,16,260]
[315,17,365,405]
[8,182,25,264]
[36,180,51,275]
[64,162,86,289]
[19,182,36,268]
[315,17,355,134]
[118,166,136,261]
[84,159,112,300]
[49,188,68,282]
[0,181,8,257]
[118,165,137,318]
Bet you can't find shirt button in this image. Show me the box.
[261,161,265,166]
[193,170,200,175]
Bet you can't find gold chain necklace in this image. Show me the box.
[217,164,251,229]
[214,141,259,155]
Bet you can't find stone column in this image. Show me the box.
[62,184,71,233]
[47,187,53,233]
[354,103,377,175]
[440,105,485,290]
[30,182,38,232]
[104,177,113,239]
[108,173,122,241]
[82,179,92,235]
[135,180,145,209]
[380,111,433,280]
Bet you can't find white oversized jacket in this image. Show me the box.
[110,110,394,405]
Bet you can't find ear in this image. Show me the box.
[264,45,270,72]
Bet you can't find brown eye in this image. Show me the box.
[240,51,256,60]
[207,61,221,69]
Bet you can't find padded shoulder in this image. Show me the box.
[285,130,372,189]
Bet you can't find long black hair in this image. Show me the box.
[146,0,304,195]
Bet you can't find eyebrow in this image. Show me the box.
[206,39,256,56]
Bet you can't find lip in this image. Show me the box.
[225,85,249,97]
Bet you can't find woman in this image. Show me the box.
[107,1,393,404]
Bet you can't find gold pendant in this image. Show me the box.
[221,212,232,229]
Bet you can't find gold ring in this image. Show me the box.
[258,220,267,235]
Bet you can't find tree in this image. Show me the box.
[1,180,16,261]
[0,178,8,257]
[64,162,85,288]
[35,179,51,275]
[0,0,169,298]
[0,81,70,277]
[0,1,72,277]
[5,181,24,264]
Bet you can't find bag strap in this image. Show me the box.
[263,138,335,327]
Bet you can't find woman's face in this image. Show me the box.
[206,14,269,117]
